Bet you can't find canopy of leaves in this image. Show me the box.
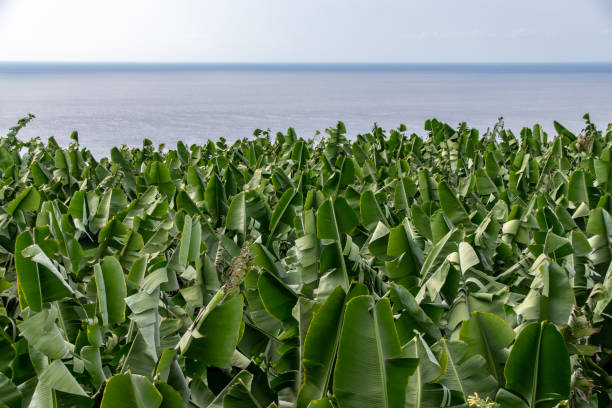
[0,115,611,407]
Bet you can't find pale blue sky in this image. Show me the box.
[0,0,611,63]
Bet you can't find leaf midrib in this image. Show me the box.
[530,323,544,408]
[372,304,389,407]
[330,199,350,290]
[476,314,500,386]
[443,339,466,397]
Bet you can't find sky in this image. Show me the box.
[0,0,611,63]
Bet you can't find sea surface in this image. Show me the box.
[1,63,612,157]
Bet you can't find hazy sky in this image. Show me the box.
[0,0,611,63]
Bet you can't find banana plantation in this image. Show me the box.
[0,114,611,407]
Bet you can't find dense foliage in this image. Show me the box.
[1,114,612,408]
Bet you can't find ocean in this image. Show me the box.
[1,63,612,157]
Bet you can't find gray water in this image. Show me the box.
[1,63,612,157]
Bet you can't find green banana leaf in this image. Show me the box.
[499,321,571,408]
[333,296,419,408]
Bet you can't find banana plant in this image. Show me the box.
[0,115,610,408]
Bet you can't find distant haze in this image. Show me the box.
[0,0,611,63]
[2,64,612,156]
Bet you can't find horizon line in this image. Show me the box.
[2,60,612,65]
[3,61,612,74]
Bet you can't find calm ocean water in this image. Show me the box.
[1,63,612,157]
